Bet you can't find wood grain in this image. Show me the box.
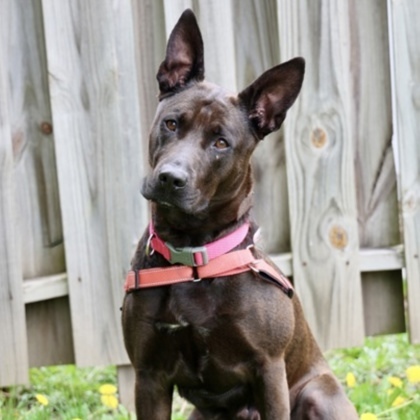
[349,0,404,336]
[278,0,365,349]
[10,0,65,279]
[131,0,166,169]
[388,0,420,343]
[26,297,75,367]
[41,0,147,366]
[0,0,29,387]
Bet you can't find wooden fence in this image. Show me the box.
[1,0,419,410]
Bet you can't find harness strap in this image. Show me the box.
[124,249,293,298]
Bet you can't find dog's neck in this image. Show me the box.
[151,192,254,248]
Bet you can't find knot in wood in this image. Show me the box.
[40,122,53,135]
[311,127,327,148]
[329,225,348,249]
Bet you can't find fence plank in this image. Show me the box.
[0,0,29,386]
[26,297,75,367]
[278,0,364,349]
[388,0,420,343]
[117,365,135,413]
[232,0,291,253]
[131,0,165,167]
[8,0,76,370]
[23,274,68,304]
[41,0,147,366]
[10,0,65,279]
[349,0,404,336]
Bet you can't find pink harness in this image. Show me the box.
[124,222,293,298]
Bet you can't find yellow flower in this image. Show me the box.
[101,394,119,409]
[346,372,357,388]
[392,395,407,407]
[388,376,403,388]
[406,365,420,384]
[35,394,49,406]
[360,413,378,420]
[99,383,118,409]
[99,383,117,395]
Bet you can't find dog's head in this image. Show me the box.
[142,9,304,229]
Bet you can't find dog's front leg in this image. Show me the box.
[254,358,290,420]
[134,370,173,420]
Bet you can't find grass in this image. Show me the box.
[1,334,420,419]
[326,333,420,419]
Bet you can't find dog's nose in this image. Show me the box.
[158,166,188,190]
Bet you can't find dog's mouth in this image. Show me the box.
[156,200,175,209]
[141,177,209,216]
[155,196,209,216]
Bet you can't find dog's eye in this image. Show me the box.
[214,138,229,149]
[165,120,177,131]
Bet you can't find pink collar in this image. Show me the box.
[148,221,250,266]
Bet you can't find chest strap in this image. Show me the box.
[124,248,293,298]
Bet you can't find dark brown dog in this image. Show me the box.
[122,9,358,420]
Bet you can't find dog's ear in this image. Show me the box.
[157,9,204,98]
[238,57,305,139]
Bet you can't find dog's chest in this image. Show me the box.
[150,282,253,379]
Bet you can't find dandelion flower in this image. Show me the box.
[406,365,420,384]
[35,394,49,406]
[360,413,378,420]
[387,376,403,388]
[345,372,356,388]
[101,394,119,409]
[99,383,117,395]
[392,395,407,407]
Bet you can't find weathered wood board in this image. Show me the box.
[6,0,76,381]
[10,0,65,279]
[41,0,147,366]
[26,297,75,367]
[388,0,420,343]
[232,0,291,253]
[349,0,404,335]
[277,0,365,349]
[131,0,165,168]
[0,0,29,387]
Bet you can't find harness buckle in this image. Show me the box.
[165,242,209,267]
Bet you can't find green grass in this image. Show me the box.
[326,333,420,419]
[1,334,420,419]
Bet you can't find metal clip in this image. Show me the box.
[165,242,209,266]
[145,233,155,257]
[249,263,259,273]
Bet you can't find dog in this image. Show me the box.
[122,9,359,420]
